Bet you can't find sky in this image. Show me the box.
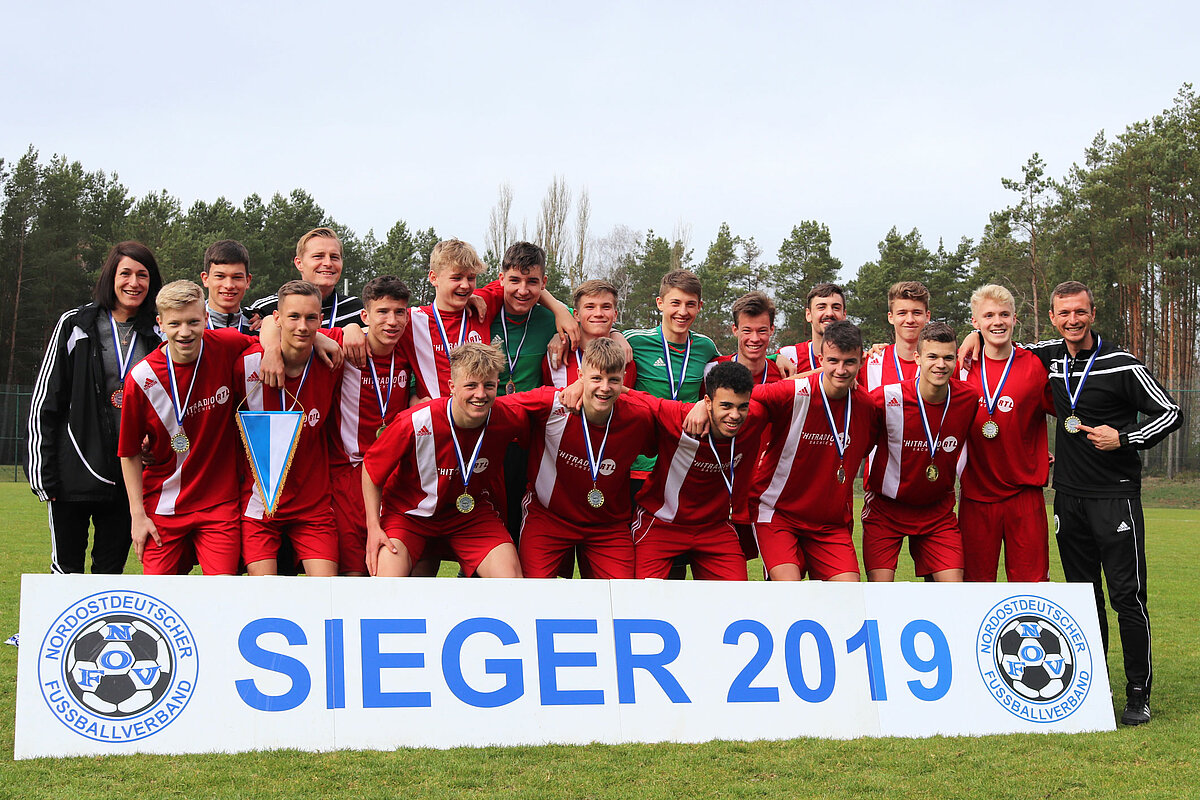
[4,1,1197,281]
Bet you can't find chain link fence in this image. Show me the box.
[0,385,31,482]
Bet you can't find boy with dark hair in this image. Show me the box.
[201,239,254,333]
[862,322,980,582]
[748,320,880,581]
[860,280,931,390]
[706,291,783,385]
[329,275,413,575]
[779,283,847,372]
[236,280,343,577]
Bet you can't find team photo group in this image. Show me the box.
[27,226,1180,726]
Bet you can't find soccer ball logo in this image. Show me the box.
[995,615,1074,701]
[64,615,173,717]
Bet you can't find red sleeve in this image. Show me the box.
[206,326,256,352]
[624,360,638,388]
[364,417,413,487]
[475,280,506,323]
[323,326,344,345]
[622,388,671,416]
[540,358,552,386]
[500,386,555,418]
[750,377,799,411]
[117,371,149,458]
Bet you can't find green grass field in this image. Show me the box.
[1,482,1198,799]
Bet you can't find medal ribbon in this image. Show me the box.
[915,376,952,461]
[819,377,852,461]
[166,341,204,429]
[1062,335,1102,415]
[731,353,768,384]
[280,351,313,411]
[980,348,1016,416]
[501,312,530,383]
[368,351,396,423]
[109,313,138,382]
[809,341,818,371]
[581,407,614,484]
[432,306,468,357]
[892,346,907,382]
[446,400,489,493]
[706,433,736,496]
[660,328,692,400]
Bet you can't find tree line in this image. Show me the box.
[2,86,1196,419]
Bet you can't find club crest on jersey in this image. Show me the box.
[976,595,1093,723]
[306,409,321,427]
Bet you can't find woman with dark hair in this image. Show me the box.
[27,241,164,573]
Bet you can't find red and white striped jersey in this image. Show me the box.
[703,354,783,387]
[363,395,531,523]
[330,343,413,466]
[628,391,768,526]
[118,328,253,516]
[400,304,494,400]
[865,377,980,507]
[958,348,1055,503]
[235,338,341,519]
[517,387,656,527]
[778,341,819,373]
[859,344,918,391]
[749,374,881,531]
[541,347,639,389]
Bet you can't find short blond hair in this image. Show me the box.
[449,341,504,382]
[581,337,626,375]
[970,283,1016,316]
[155,280,204,313]
[296,226,342,260]
[430,239,484,277]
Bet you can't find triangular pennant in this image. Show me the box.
[236,410,304,517]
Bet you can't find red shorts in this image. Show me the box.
[383,499,511,577]
[519,495,633,579]
[331,463,368,574]
[632,507,746,581]
[753,515,858,580]
[959,487,1049,582]
[733,522,758,561]
[142,500,240,576]
[242,504,337,566]
[860,493,962,576]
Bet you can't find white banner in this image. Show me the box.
[15,575,1113,759]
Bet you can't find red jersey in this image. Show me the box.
[400,302,495,400]
[866,377,980,507]
[541,347,638,389]
[516,387,656,526]
[749,374,881,532]
[363,396,530,522]
[860,344,918,391]
[958,347,1054,502]
[330,342,413,466]
[778,341,820,372]
[628,391,768,526]
[704,354,783,386]
[235,336,340,518]
[118,328,254,516]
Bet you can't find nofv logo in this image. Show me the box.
[976,595,1093,723]
[37,591,199,743]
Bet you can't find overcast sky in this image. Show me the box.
[5,2,1196,281]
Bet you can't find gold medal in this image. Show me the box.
[836,464,846,484]
[1064,415,1082,434]
[110,389,123,409]
[376,423,387,439]
[456,492,475,514]
[925,463,939,482]
[587,487,605,508]
[505,381,516,395]
[981,419,999,439]
[170,431,190,454]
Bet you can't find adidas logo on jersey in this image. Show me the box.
[247,371,260,383]
[1117,521,1131,533]
[887,396,900,407]
[654,358,666,367]
[416,424,432,436]
[798,384,809,396]
[551,406,569,417]
[143,377,157,390]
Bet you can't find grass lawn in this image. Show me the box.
[1,482,1198,799]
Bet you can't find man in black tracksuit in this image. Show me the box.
[1028,280,1180,726]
